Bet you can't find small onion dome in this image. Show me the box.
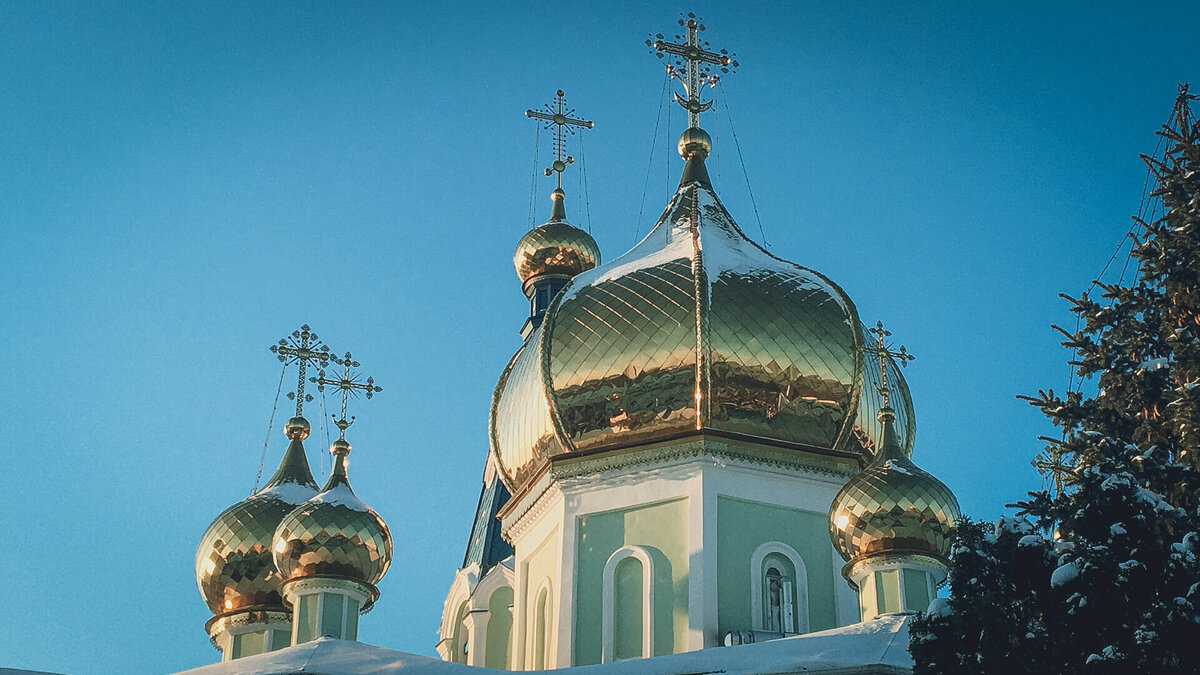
[272,438,392,608]
[513,189,601,290]
[829,406,960,565]
[195,417,319,615]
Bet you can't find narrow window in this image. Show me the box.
[601,546,655,662]
[533,587,550,669]
[750,542,809,634]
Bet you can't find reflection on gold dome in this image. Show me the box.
[273,439,391,606]
[829,409,960,565]
[490,152,915,493]
[513,218,601,288]
[195,421,318,615]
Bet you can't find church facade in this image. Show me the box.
[189,16,960,674]
[434,18,959,671]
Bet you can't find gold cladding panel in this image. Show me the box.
[708,267,857,448]
[274,502,392,587]
[493,337,564,488]
[549,258,699,449]
[195,484,315,614]
[830,459,960,562]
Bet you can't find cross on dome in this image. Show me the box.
[311,351,382,438]
[525,90,594,191]
[868,321,914,408]
[648,12,737,129]
[270,324,333,418]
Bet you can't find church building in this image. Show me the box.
[185,15,960,675]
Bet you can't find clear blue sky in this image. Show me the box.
[1,2,1196,673]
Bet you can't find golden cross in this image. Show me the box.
[525,90,594,190]
[648,13,737,129]
[311,351,382,438]
[270,324,333,418]
[1032,448,1074,498]
[868,321,914,407]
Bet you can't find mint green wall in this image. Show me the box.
[575,498,688,665]
[716,496,838,637]
[486,586,513,669]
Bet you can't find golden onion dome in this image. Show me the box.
[272,438,392,604]
[489,129,914,492]
[513,188,601,290]
[195,417,319,615]
[829,406,960,565]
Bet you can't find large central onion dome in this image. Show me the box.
[490,129,915,491]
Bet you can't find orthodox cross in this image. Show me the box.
[1032,448,1074,498]
[868,320,914,407]
[648,13,737,129]
[311,351,382,439]
[270,324,332,418]
[525,90,594,190]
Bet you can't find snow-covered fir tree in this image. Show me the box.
[912,85,1200,674]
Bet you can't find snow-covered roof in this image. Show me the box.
[176,616,913,675]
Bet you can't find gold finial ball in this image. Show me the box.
[331,438,351,455]
[678,127,712,160]
[284,417,310,441]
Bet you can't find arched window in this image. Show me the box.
[451,601,469,663]
[485,586,513,669]
[750,541,808,634]
[532,581,552,669]
[601,546,655,662]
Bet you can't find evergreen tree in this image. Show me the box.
[912,85,1200,674]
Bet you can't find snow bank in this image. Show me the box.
[176,616,916,675]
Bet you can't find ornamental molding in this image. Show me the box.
[502,474,562,543]
[843,552,948,589]
[550,435,859,487]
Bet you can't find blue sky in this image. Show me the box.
[1,2,1197,673]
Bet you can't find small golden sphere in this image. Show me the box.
[284,417,310,441]
[331,438,351,455]
[678,127,712,160]
[513,221,601,286]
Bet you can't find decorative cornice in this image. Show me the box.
[501,474,562,543]
[553,433,860,484]
[281,575,377,612]
[204,608,292,647]
[843,552,948,589]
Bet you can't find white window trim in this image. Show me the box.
[601,545,655,662]
[750,541,809,634]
